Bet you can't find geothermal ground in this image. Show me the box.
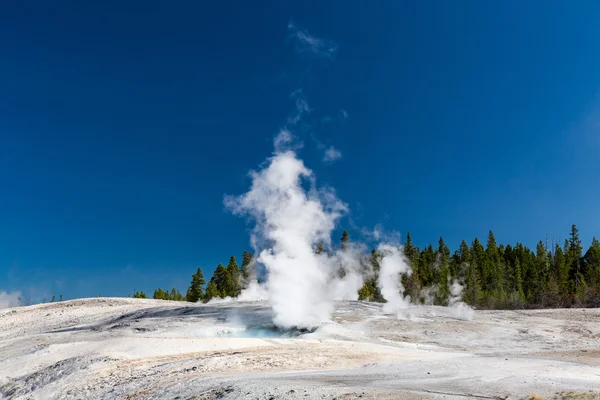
[1,299,599,400]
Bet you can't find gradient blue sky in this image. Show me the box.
[1,1,599,301]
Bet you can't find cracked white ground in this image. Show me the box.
[1,298,599,399]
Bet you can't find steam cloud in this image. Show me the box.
[448,281,475,320]
[0,291,21,309]
[225,137,363,328]
[377,245,411,314]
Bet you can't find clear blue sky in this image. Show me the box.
[1,1,599,301]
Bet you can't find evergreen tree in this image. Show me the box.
[470,238,485,286]
[584,238,600,294]
[154,288,166,300]
[341,230,350,250]
[513,257,525,302]
[533,240,549,305]
[241,250,254,284]
[186,268,205,302]
[358,249,384,302]
[484,230,503,296]
[403,233,421,293]
[566,224,584,296]
[204,279,220,302]
[418,245,436,288]
[438,237,451,260]
[437,262,450,305]
[463,260,483,306]
[471,238,485,266]
[357,282,372,301]
[450,240,470,280]
[436,237,451,304]
[403,232,420,266]
[226,255,242,297]
[554,243,570,304]
[370,248,381,273]
[213,263,233,298]
[567,225,583,259]
[315,242,325,255]
[458,240,470,264]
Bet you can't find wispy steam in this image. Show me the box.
[287,90,311,125]
[311,133,342,164]
[448,281,475,320]
[288,22,338,59]
[273,129,295,153]
[0,291,21,309]
[322,109,349,124]
[323,146,342,163]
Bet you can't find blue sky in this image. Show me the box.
[1,1,599,301]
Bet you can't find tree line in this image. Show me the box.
[141,224,599,309]
[133,251,256,303]
[397,224,600,308]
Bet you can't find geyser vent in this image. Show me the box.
[217,324,316,338]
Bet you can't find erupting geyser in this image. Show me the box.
[225,143,350,329]
[225,132,415,329]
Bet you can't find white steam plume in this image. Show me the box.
[377,245,412,314]
[225,133,364,329]
[448,281,475,321]
[0,291,21,309]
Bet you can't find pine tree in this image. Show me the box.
[403,232,420,266]
[241,250,254,284]
[463,260,483,306]
[554,243,570,304]
[438,237,450,260]
[315,242,325,255]
[470,238,485,285]
[204,279,220,302]
[357,282,372,301]
[154,288,166,300]
[370,250,385,301]
[403,233,421,292]
[186,268,206,302]
[568,225,583,258]
[438,262,450,305]
[534,240,549,305]
[450,240,470,281]
[485,230,503,295]
[436,237,451,304]
[566,224,584,296]
[370,248,381,273]
[513,257,524,301]
[583,237,600,302]
[226,255,242,297]
[341,230,350,250]
[458,240,470,264]
[213,264,233,298]
[418,245,435,288]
